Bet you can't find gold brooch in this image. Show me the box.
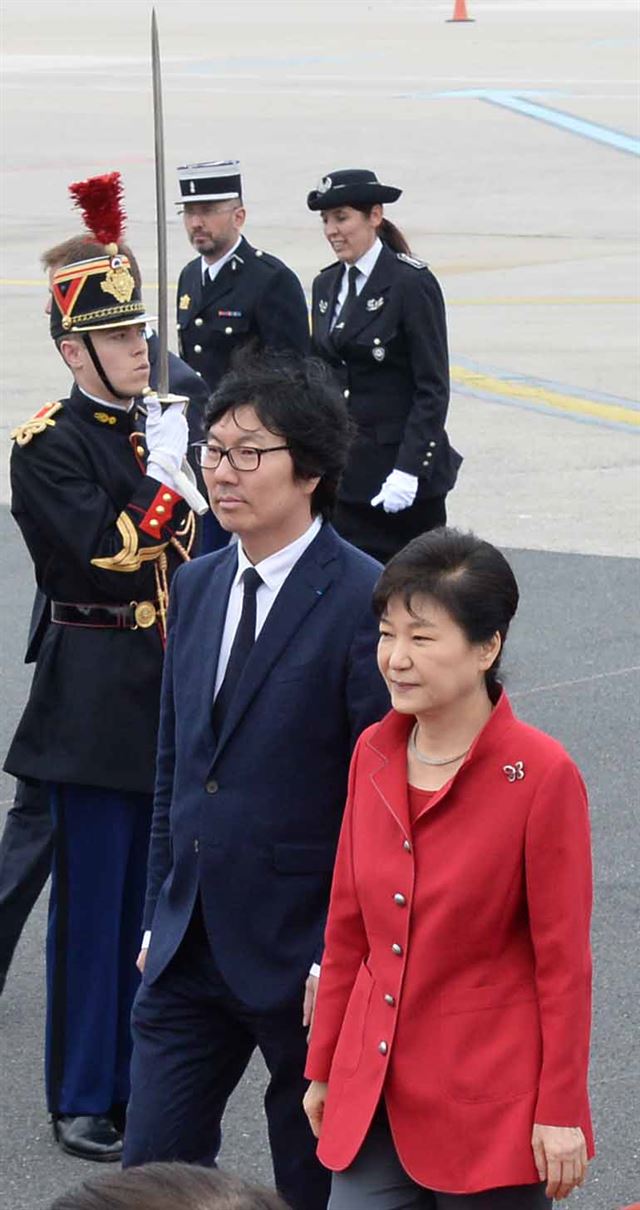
[100,261,135,305]
[179,293,191,310]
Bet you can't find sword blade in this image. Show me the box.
[151,8,169,397]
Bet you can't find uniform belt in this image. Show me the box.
[51,601,157,630]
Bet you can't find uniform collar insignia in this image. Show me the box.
[366,296,384,311]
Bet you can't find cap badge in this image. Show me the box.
[503,761,525,783]
[372,346,386,362]
[100,259,135,305]
[319,299,328,314]
[318,175,332,194]
[366,296,384,312]
[179,294,191,310]
[189,180,196,194]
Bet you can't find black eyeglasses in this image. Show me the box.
[194,443,290,472]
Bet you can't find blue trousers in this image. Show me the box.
[46,783,152,1116]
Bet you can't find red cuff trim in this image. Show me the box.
[139,484,182,537]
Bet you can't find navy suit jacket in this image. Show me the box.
[143,523,389,1010]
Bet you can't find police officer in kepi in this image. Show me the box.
[308,168,462,564]
[4,174,200,1162]
[176,159,310,391]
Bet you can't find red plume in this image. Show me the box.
[68,171,127,247]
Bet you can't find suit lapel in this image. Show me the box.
[213,527,339,756]
[337,244,394,344]
[198,548,238,733]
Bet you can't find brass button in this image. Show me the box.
[393,893,406,907]
[391,943,403,956]
[403,839,411,852]
[378,1041,388,1055]
[195,317,204,327]
[156,505,166,515]
[149,519,159,528]
[136,444,145,456]
[162,492,172,502]
[194,344,202,354]
[384,993,396,1006]
[225,326,233,335]
[205,779,218,794]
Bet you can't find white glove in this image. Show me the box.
[370,469,418,514]
[145,395,189,483]
[145,394,209,515]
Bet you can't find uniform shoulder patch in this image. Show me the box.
[396,252,428,270]
[11,401,63,447]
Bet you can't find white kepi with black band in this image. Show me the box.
[176,160,242,205]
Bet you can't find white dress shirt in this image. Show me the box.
[214,515,322,697]
[201,236,242,286]
[331,236,383,329]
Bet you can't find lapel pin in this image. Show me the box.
[319,299,328,314]
[366,296,384,312]
[503,761,525,782]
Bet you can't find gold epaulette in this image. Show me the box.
[11,401,63,446]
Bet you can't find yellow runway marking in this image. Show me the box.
[451,365,640,427]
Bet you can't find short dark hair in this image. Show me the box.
[372,528,519,697]
[48,1162,290,1210]
[204,350,354,518]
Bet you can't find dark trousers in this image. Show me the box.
[0,776,52,992]
[329,1105,552,1209]
[46,783,152,1116]
[334,496,447,564]
[124,898,330,1210]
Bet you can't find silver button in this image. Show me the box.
[425,451,433,459]
[422,461,429,467]
[194,838,199,853]
[196,371,202,377]
[378,1041,388,1055]
[393,893,406,907]
[403,839,411,852]
[225,326,233,335]
[373,337,381,346]
[175,322,181,330]
[429,440,436,448]
[391,943,403,956]
[384,993,396,1006]
[255,249,263,257]
[343,389,350,399]
[195,317,204,327]
[194,344,202,354]
[205,779,218,794]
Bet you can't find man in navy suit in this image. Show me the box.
[123,352,389,1209]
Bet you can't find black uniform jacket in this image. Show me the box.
[311,244,462,502]
[5,387,192,794]
[22,337,211,667]
[177,235,310,390]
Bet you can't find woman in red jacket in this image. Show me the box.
[304,529,593,1208]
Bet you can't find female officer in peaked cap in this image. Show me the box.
[308,169,461,563]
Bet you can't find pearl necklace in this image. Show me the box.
[409,724,469,767]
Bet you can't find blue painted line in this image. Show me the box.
[432,89,639,156]
[481,93,640,157]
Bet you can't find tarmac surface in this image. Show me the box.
[1,1,639,1207]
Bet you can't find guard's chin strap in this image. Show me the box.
[82,333,131,401]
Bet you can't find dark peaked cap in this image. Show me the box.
[307,168,402,211]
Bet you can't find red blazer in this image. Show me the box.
[305,692,594,1194]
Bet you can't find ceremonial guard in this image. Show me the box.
[308,168,462,564]
[4,175,199,1161]
[176,160,310,393]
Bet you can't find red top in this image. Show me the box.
[306,692,593,1194]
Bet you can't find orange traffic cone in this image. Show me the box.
[447,0,474,21]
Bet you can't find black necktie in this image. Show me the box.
[212,567,262,732]
[332,265,360,346]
